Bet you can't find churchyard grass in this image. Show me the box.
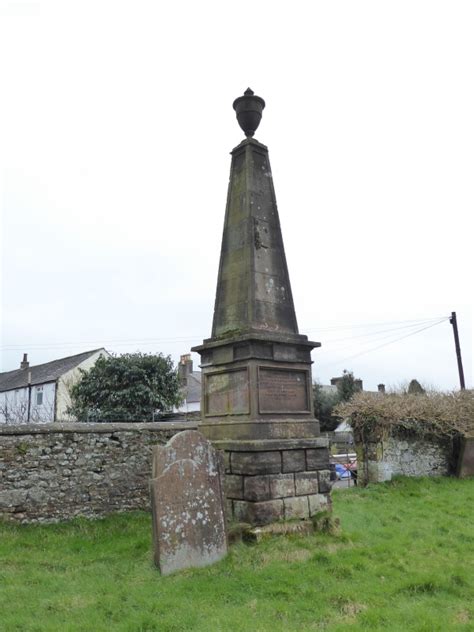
[1,476,473,631]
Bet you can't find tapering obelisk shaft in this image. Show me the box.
[212,137,298,338]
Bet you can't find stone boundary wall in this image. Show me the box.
[356,433,453,485]
[0,422,196,524]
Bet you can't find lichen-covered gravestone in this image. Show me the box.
[150,430,227,575]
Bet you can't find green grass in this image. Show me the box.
[1,477,473,631]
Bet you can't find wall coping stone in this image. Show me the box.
[0,421,197,435]
[213,438,329,451]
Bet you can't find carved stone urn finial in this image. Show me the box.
[232,88,266,138]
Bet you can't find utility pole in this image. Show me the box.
[449,312,465,390]
[27,370,32,422]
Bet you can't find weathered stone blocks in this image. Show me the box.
[224,440,331,525]
[0,424,332,527]
[295,471,319,495]
[356,434,453,484]
[242,472,296,501]
[284,496,309,519]
[231,451,281,475]
[0,490,28,507]
[225,474,244,499]
[317,470,332,493]
[308,493,329,516]
[270,473,295,499]
[282,449,305,473]
[234,499,284,524]
[244,475,270,501]
[306,448,330,470]
[223,451,231,473]
[0,422,195,524]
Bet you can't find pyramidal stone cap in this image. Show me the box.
[233,88,266,138]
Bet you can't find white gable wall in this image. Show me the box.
[56,349,109,420]
[0,382,56,424]
[174,400,200,414]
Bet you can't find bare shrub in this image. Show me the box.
[335,389,474,442]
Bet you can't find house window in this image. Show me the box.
[36,387,43,406]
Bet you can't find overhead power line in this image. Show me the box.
[317,317,450,370]
[0,316,450,352]
[319,321,450,356]
[320,318,446,347]
[303,316,447,334]
[0,335,202,351]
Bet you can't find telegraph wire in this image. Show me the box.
[317,318,446,347]
[316,317,450,370]
[0,335,202,351]
[303,316,447,333]
[318,320,451,353]
[0,317,450,352]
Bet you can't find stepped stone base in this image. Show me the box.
[215,438,332,525]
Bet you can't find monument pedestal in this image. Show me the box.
[193,332,332,525]
[217,438,331,524]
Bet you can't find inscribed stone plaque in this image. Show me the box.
[258,367,309,413]
[205,369,249,416]
[150,430,227,575]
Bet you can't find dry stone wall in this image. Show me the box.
[357,433,453,484]
[0,422,195,524]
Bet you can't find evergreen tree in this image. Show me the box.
[313,383,341,431]
[69,353,182,422]
[408,379,425,395]
[337,370,358,402]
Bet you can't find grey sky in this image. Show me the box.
[1,0,472,391]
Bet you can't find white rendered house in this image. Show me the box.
[0,349,109,423]
[174,354,201,414]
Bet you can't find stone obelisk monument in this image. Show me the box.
[192,89,331,525]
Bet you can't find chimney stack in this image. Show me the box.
[20,353,29,370]
[178,354,193,384]
[378,383,386,394]
[330,376,363,392]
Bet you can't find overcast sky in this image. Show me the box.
[1,0,472,391]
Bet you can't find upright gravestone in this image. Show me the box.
[150,430,227,575]
[192,90,331,525]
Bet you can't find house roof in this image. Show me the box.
[0,349,106,392]
[184,371,202,403]
[321,385,338,394]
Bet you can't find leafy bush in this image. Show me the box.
[313,370,359,431]
[69,353,183,422]
[407,379,425,394]
[313,383,341,431]
[337,370,359,401]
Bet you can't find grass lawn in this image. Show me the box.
[1,477,473,631]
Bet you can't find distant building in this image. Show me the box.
[330,376,364,391]
[327,375,385,433]
[0,349,109,424]
[175,354,201,414]
[329,375,386,396]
